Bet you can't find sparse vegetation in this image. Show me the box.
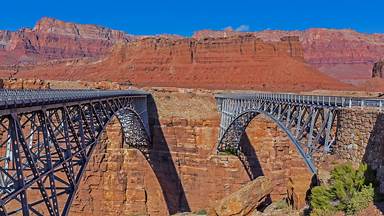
[274,199,289,210]
[194,209,207,215]
[310,163,374,216]
[219,148,238,156]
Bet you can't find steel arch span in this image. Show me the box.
[216,92,384,174]
[0,89,151,216]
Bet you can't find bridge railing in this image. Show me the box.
[216,92,384,109]
[0,89,149,109]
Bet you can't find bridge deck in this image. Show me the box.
[0,89,149,109]
[216,92,384,108]
[0,89,150,115]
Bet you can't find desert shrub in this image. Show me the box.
[344,186,374,215]
[310,208,337,216]
[310,163,374,215]
[310,186,335,212]
[194,209,207,215]
[274,199,289,209]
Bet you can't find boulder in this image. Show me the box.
[212,176,273,216]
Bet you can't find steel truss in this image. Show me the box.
[0,90,151,216]
[216,93,384,174]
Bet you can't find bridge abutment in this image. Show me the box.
[335,108,384,192]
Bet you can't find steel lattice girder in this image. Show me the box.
[215,92,384,174]
[0,90,151,216]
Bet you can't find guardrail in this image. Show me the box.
[0,89,149,109]
[216,92,384,109]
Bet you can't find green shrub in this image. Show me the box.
[194,209,207,215]
[310,208,337,216]
[274,199,289,210]
[310,186,335,212]
[344,186,374,215]
[310,163,374,215]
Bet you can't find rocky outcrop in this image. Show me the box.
[33,17,129,40]
[194,29,384,83]
[0,78,50,89]
[372,60,384,78]
[0,17,136,65]
[212,176,272,216]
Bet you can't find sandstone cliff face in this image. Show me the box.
[0,17,135,65]
[69,88,313,215]
[194,29,384,83]
[1,34,349,92]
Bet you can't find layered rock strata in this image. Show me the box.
[0,34,349,92]
[69,88,312,215]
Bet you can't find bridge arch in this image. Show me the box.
[116,106,152,155]
[0,90,152,216]
[218,109,316,174]
[214,93,356,175]
[73,99,189,215]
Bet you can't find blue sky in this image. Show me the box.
[1,0,383,36]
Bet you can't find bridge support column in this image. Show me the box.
[335,108,384,191]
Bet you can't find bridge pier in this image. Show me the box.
[334,108,384,192]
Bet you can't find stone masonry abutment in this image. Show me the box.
[334,107,384,192]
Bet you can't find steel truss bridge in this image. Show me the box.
[216,92,384,175]
[0,89,151,216]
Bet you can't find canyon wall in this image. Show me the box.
[69,88,312,215]
[0,17,383,87]
[194,29,384,83]
[0,35,349,92]
[0,17,135,66]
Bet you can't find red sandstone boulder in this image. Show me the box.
[212,176,273,216]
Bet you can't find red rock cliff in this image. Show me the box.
[194,29,384,83]
[0,17,135,65]
[3,34,349,92]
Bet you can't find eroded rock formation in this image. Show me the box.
[0,17,135,66]
[0,34,350,92]
[194,29,384,83]
[0,17,383,88]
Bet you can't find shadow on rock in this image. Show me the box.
[146,95,190,214]
[363,113,384,213]
[238,132,264,180]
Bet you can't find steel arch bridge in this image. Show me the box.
[216,92,384,175]
[0,89,151,216]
